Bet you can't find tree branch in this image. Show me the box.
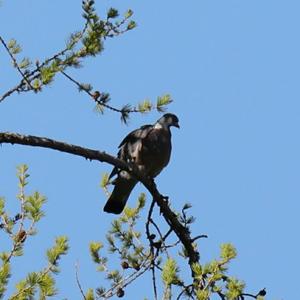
[0,36,33,90]
[0,132,200,278]
[61,70,133,114]
[75,263,87,300]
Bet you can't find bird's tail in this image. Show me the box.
[103,178,137,214]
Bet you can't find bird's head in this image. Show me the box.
[157,113,180,129]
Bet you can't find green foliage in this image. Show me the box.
[66,32,82,50]
[161,258,181,286]
[1,0,175,123]
[0,165,68,299]
[89,241,104,267]
[17,164,29,190]
[11,237,68,299]
[85,288,95,300]
[2,0,137,107]
[220,243,237,262]
[46,236,69,272]
[32,78,42,91]
[192,263,203,281]
[86,196,154,297]
[1,1,267,298]
[138,99,152,113]
[0,165,265,299]
[24,191,46,222]
[124,9,134,19]
[195,289,210,300]
[0,197,4,215]
[0,165,47,272]
[179,202,196,229]
[106,269,122,284]
[225,278,245,299]
[135,94,173,115]
[117,93,174,123]
[82,0,97,20]
[127,20,137,31]
[157,94,173,112]
[40,66,56,85]
[7,39,21,55]
[100,173,110,189]
[38,273,57,297]
[18,57,31,69]
[82,24,104,57]
[190,244,249,299]
[107,8,119,19]
[0,262,10,297]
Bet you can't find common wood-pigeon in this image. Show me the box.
[103,113,179,214]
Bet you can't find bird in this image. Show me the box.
[103,113,180,214]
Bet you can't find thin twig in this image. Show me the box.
[165,240,181,249]
[36,22,88,73]
[191,234,208,242]
[146,199,156,249]
[0,36,33,90]
[217,291,226,300]
[151,265,158,300]
[0,83,23,102]
[98,256,152,299]
[105,13,133,37]
[149,219,171,257]
[145,199,158,299]
[60,70,141,114]
[0,21,89,103]
[176,284,194,300]
[75,262,87,300]
[241,292,259,299]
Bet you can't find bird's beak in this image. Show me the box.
[174,122,180,129]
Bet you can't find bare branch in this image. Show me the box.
[191,235,208,242]
[75,263,87,300]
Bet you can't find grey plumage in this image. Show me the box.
[103,113,179,214]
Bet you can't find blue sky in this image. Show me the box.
[1,0,299,299]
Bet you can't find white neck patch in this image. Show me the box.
[154,122,168,130]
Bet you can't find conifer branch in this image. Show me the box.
[60,70,173,123]
[9,264,52,300]
[0,36,33,90]
[0,132,200,279]
[60,70,126,114]
[0,1,136,105]
[0,22,89,103]
[98,256,152,299]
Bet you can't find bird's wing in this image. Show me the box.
[109,124,153,179]
[118,125,153,149]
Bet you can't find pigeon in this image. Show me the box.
[103,113,179,214]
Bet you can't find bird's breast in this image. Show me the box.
[141,129,172,177]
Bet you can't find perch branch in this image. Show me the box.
[0,132,200,277]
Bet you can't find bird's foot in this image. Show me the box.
[147,177,156,188]
[158,195,169,215]
[161,195,169,203]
